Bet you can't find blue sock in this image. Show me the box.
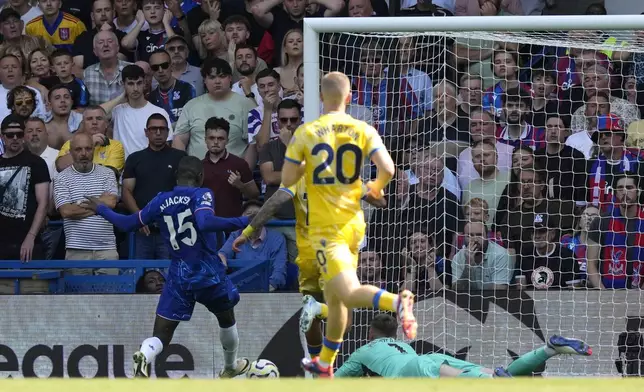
[308,344,322,357]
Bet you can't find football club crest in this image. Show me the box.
[173,90,180,100]
[59,28,70,41]
[531,266,554,289]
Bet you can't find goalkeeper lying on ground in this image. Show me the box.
[333,313,592,378]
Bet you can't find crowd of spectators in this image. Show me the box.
[0,0,643,294]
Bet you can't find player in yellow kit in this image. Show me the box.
[232,176,386,361]
[280,72,417,377]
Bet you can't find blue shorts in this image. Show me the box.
[156,276,240,321]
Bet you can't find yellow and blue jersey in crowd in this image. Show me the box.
[26,11,86,52]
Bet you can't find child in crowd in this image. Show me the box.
[42,49,89,109]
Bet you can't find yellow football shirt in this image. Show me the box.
[284,112,385,228]
[58,138,125,173]
[26,12,86,52]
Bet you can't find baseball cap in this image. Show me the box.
[165,35,189,47]
[533,213,551,230]
[1,114,25,131]
[0,8,20,23]
[593,113,626,143]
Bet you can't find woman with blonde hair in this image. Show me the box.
[275,29,302,95]
[198,19,229,62]
[27,48,52,83]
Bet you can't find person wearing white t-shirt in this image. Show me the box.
[112,64,171,157]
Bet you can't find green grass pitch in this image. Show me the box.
[3,379,644,392]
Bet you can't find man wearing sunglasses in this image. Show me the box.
[0,114,51,263]
[257,98,301,262]
[148,49,196,125]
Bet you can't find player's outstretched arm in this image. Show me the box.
[194,208,250,232]
[232,189,293,252]
[94,204,143,232]
[334,354,365,378]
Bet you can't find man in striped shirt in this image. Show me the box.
[53,132,119,275]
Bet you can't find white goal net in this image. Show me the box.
[308,19,644,377]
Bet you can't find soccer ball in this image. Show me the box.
[246,359,279,378]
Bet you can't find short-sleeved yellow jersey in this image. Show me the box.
[58,138,125,173]
[284,112,384,228]
[279,179,324,293]
[26,12,86,52]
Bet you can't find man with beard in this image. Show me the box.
[53,132,119,274]
[45,85,83,150]
[251,0,343,65]
[223,18,268,83]
[0,55,47,122]
[148,49,195,125]
[0,114,50,262]
[231,44,265,106]
[112,65,171,157]
[587,114,642,212]
[165,36,203,96]
[587,172,644,289]
[7,86,37,121]
[72,0,131,71]
[451,221,511,291]
[496,88,545,150]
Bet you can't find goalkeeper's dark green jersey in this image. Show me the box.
[335,338,417,377]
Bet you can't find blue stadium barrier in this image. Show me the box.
[46,219,295,260]
[0,259,270,294]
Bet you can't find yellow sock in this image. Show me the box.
[318,337,342,368]
[317,303,328,319]
[374,289,398,312]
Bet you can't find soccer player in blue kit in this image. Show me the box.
[82,156,252,378]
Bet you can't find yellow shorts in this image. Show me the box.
[295,236,324,294]
[309,217,366,283]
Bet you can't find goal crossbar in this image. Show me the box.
[302,14,644,122]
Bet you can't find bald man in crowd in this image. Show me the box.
[53,132,120,274]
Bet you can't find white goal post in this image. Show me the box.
[301,14,644,377]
